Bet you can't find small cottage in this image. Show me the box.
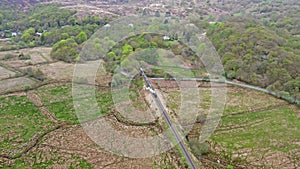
[35,32,43,36]
[11,32,17,37]
[104,24,111,29]
[163,35,170,41]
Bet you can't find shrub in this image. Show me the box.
[24,68,45,81]
[76,31,87,44]
[122,44,133,57]
[29,42,35,48]
[3,53,16,60]
[18,53,31,60]
[50,38,79,62]
[22,85,32,91]
[189,140,211,156]
[227,165,234,169]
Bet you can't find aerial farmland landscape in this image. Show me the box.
[0,0,299,169]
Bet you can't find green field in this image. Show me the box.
[1,149,93,169]
[0,96,54,157]
[165,85,299,168]
[213,107,300,152]
[35,84,113,124]
[35,85,77,124]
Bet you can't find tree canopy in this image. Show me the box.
[207,19,300,101]
[50,38,80,63]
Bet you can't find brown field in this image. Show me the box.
[1,124,184,169]
[0,77,36,93]
[42,0,221,19]
[21,61,74,82]
[20,60,108,83]
[0,47,52,68]
[0,66,16,80]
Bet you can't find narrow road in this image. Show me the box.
[150,77,271,93]
[139,68,198,169]
[151,77,299,105]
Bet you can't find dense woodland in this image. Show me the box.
[0,4,109,49]
[207,20,300,101]
[206,0,300,102]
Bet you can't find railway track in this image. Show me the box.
[140,68,198,169]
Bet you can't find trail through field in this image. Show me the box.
[26,91,59,123]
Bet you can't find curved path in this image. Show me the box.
[151,78,299,105]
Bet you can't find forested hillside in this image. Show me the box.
[207,19,299,102]
[0,4,109,50]
[205,0,300,103]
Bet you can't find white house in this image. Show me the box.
[104,24,111,29]
[35,32,43,36]
[128,23,134,28]
[11,32,17,37]
[163,35,170,41]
